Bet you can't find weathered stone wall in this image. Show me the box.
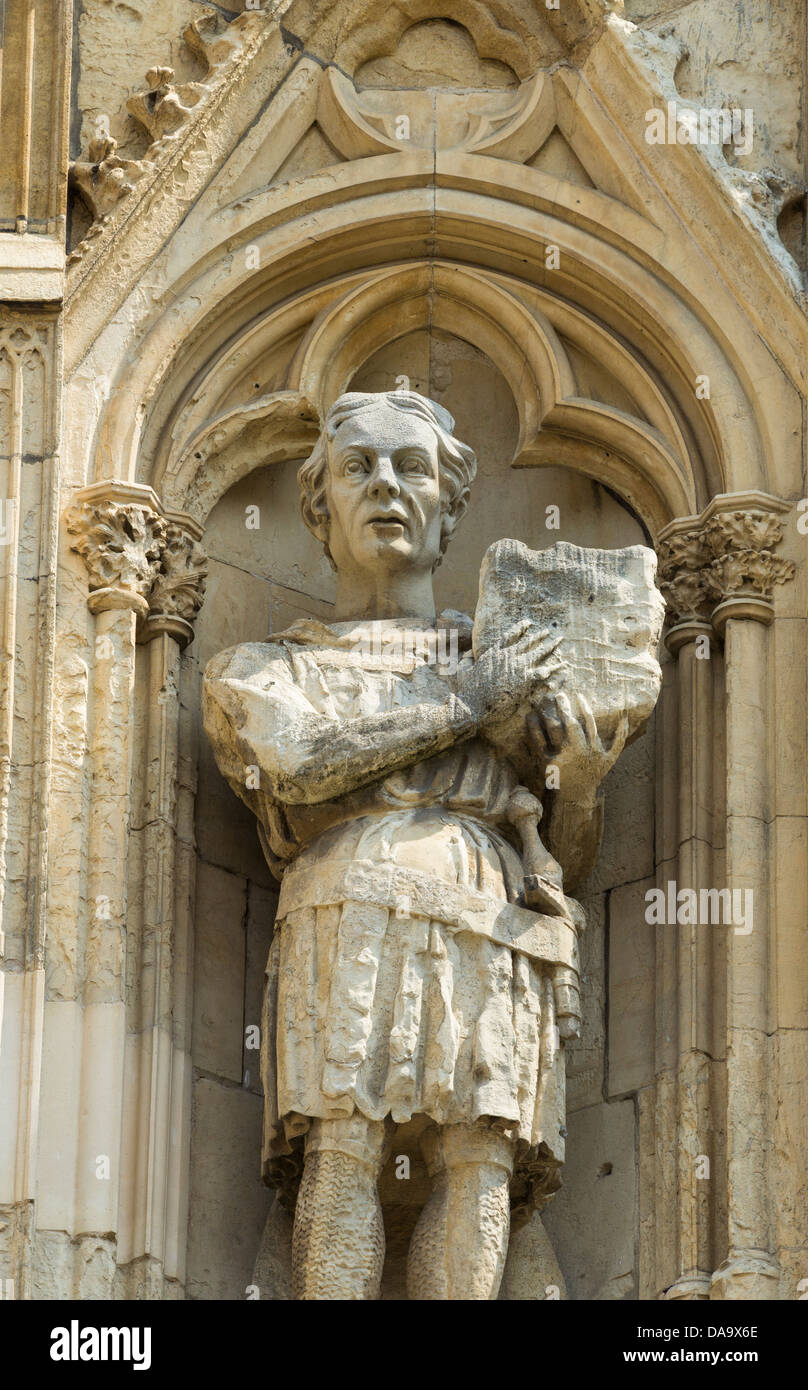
[626,0,805,174]
[75,2,807,174]
[628,0,807,267]
[75,0,215,156]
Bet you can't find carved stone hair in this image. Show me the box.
[297,390,478,569]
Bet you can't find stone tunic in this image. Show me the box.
[202,617,581,1214]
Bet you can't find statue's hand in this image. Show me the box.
[456,622,562,731]
[528,692,629,804]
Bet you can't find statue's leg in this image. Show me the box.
[292,1113,391,1300]
[407,1123,515,1300]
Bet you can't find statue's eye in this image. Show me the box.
[399,453,428,474]
[343,455,368,475]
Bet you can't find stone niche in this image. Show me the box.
[21,0,797,1310]
[185,328,656,1299]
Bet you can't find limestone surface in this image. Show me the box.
[1,0,806,1307]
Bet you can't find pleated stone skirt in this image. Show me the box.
[260,895,566,1186]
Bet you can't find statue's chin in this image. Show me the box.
[359,535,420,569]
[334,526,441,579]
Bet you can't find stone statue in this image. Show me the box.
[203,390,663,1300]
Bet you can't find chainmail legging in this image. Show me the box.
[292,1115,515,1300]
[292,1116,389,1300]
[406,1123,514,1300]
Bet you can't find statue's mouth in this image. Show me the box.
[368,513,408,531]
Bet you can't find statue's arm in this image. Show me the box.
[542,789,604,894]
[202,646,475,807]
[204,626,562,807]
[528,693,630,893]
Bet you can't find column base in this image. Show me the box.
[663,1274,711,1300]
[709,1253,781,1300]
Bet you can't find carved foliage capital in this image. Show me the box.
[146,523,208,641]
[67,493,207,641]
[658,502,794,632]
[67,498,166,616]
[657,527,710,625]
[703,509,785,556]
[702,510,794,600]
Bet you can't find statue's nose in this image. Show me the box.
[367,456,400,498]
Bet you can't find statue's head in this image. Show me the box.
[298,391,477,578]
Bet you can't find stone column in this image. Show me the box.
[703,502,793,1300]
[655,527,718,1301]
[63,483,165,1284]
[119,517,206,1291]
[652,494,794,1302]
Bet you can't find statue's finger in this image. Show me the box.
[501,618,532,646]
[519,635,563,668]
[579,695,599,747]
[537,694,564,747]
[533,630,563,660]
[533,654,564,683]
[610,712,630,755]
[555,690,578,733]
[526,708,548,755]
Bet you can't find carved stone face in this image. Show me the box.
[324,400,445,577]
